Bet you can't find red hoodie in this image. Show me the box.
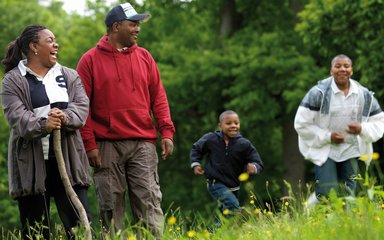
[76,35,175,152]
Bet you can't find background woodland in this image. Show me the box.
[1,0,384,230]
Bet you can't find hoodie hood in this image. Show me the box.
[96,35,138,54]
[96,35,138,87]
[214,130,242,139]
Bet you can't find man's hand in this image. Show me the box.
[87,149,101,168]
[161,138,174,160]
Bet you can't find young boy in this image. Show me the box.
[190,110,264,215]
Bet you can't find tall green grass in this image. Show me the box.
[2,163,384,239]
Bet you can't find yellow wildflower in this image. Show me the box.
[127,236,136,240]
[284,201,289,206]
[223,209,230,215]
[360,155,369,161]
[238,172,249,181]
[267,211,273,216]
[203,230,210,239]
[254,208,261,215]
[372,152,380,161]
[250,199,255,205]
[187,230,197,238]
[167,216,176,225]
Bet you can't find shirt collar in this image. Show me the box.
[18,60,61,78]
[331,77,358,95]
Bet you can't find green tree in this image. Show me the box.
[296,0,384,98]
[138,0,321,217]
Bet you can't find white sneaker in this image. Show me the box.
[304,192,319,212]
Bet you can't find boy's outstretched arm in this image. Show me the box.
[247,163,257,174]
[193,165,205,175]
[190,133,211,175]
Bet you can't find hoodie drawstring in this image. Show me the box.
[130,53,136,91]
[112,51,121,82]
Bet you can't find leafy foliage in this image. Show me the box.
[296,0,384,98]
[1,0,384,235]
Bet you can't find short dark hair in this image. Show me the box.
[219,110,238,122]
[331,54,352,67]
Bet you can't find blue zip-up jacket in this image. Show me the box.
[190,131,263,188]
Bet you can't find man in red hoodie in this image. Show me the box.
[76,3,175,238]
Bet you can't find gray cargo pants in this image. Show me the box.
[94,140,163,237]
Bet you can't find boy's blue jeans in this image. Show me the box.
[314,157,358,198]
[206,179,241,213]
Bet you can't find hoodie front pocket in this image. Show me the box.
[109,109,155,135]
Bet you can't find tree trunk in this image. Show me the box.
[282,120,305,195]
[219,0,239,38]
[53,130,92,240]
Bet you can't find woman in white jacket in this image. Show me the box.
[294,54,384,207]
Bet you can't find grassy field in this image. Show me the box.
[2,169,384,240]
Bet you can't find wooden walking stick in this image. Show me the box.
[53,129,92,240]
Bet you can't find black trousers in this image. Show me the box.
[17,159,90,240]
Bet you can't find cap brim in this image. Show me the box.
[127,13,151,22]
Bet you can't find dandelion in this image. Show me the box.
[223,209,230,215]
[284,201,289,206]
[203,230,210,239]
[238,172,249,181]
[187,230,197,238]
[127,236,136,240]
[254,208,261,215]
[267,211,273,216]
[167,216,176,225]
[250,199,255,205]
[372,152,380,161]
